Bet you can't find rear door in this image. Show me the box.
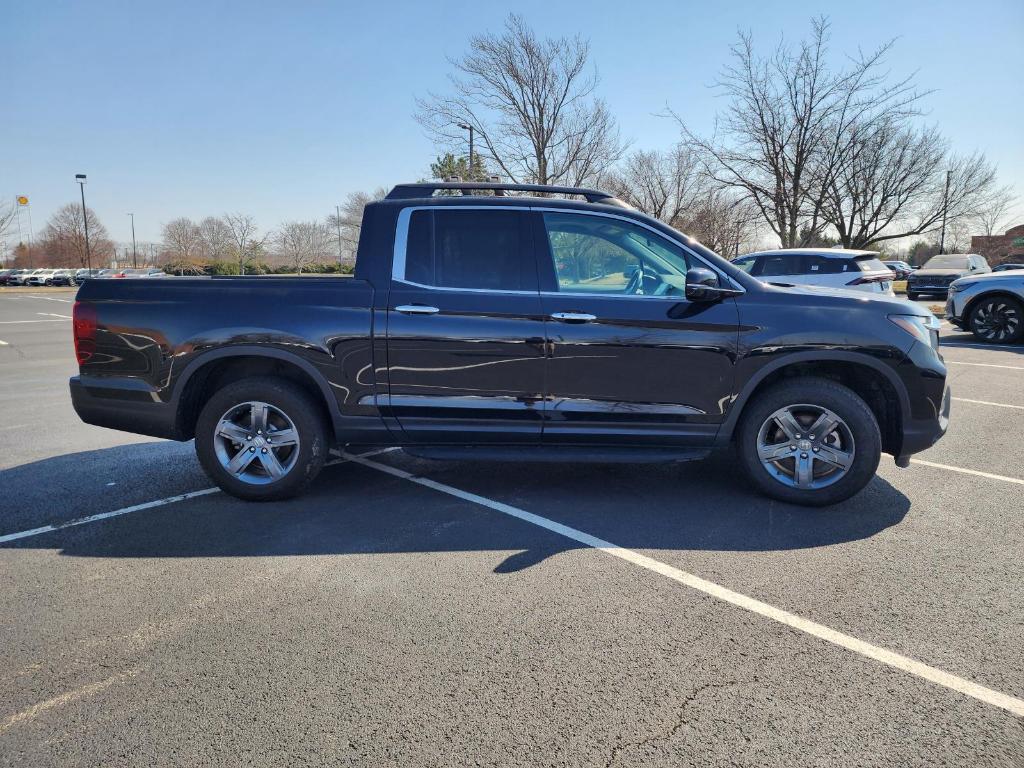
[385,206,546,443]
[535,209,739,446]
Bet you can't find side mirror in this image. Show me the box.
[685,268,721,301]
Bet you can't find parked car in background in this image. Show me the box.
[9,268,43,285]
[731,249,895,295]
[0,269,15,285]
[49,269,78,286]
[75,269,104,282]
[992,263,1024,273]
[906,253,990,299]
[883,260,915,279]
[947,271,1024,343]
[70,180,950,508]
[26,269,59,286]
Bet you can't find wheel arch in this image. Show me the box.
[171,346,338,441]
[719,351,909,456]
[962,290,1024,323]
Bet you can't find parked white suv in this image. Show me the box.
[25,269,59,286]
[731,249,895,295]
[947,271,1024,343]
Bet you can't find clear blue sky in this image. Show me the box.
[2,0,1022,245]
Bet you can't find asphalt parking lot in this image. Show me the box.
[1,288,1022,767]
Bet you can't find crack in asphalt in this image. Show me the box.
[604,679,750,766]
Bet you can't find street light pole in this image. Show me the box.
[127,213,137,268]
[75,174,91,271]
[335,204,343,264]
[938,169,952,255]
[457,123,474,180]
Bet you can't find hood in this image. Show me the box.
[765,282,930,316]
[952,271,1022,285]
[911,267,971,278]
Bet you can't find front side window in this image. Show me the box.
[541,212,690,296]
[404,209,535,291]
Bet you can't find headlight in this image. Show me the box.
[889,314,941,347]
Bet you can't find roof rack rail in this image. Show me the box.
[385,181,626,206]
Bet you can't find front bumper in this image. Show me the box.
[895,383,951,465]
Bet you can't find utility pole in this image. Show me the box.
[75,174,91,271]
[335,204,343,263]
[938,169,952,255]
[457,123,475,179]
[127,213,137,268]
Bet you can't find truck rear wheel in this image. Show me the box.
[194,376,328,501]
[735,378,881,506]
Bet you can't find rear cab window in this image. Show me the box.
[403,209,536,291]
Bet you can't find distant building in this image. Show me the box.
[971,224,1024,265]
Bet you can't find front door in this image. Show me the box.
[535,210,739,446]
[385,206,546,443]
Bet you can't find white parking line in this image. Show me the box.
[26,295,73,303]
[0,448,397,545]
[344,452,1024,718]
[0,340,7,346]
[36,312,72,319]
[952,397,1024,410]
[0,489,221,544]
[0,319,69,325]
[943,342,1024,351]
[909,459,1024,486]
[946,360,1024,371]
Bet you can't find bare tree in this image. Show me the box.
[223,213,265,274]
[0,200,17,243]
[161,217,203,261]
[326,188,387,264]
[274,221,333,273]
[823,118,998,248]
[39,203,115,268]
[605,146,706,224]
[197,216,234,260]
[673,17,923,248]
[416,14,623,187]
[973,185,1017,237]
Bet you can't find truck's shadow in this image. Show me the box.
[0,444,911,572]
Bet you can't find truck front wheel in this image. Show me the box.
[194,376,328,501]
[735,378,881,506]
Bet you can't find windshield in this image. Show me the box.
[923,255,970,269]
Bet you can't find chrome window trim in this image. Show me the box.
[391,203,744,297]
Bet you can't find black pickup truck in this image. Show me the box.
[70,182,950,506]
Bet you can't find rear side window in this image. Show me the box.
[804,255,852,274]
[403,209,535,291]
[753,255,803,276]
[856,257,889,273]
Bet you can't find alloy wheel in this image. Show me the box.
[756,404,856,490]
[212,401,301,485]
[971,300,1021,342]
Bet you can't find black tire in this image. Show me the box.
[44,279,53,286]
[735,377,881,506]
[968,295,1024,344]
[194,376,328,501]
[906,291,918,301]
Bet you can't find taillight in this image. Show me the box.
[72,301,97,364]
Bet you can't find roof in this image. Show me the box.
[741,248,879,258]
[385,181,630,208]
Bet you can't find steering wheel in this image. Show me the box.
[652,279,671,296]
[624,267,643,295]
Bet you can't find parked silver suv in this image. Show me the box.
[947,271,1024,343]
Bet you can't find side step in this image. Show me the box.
[401,445,712,464]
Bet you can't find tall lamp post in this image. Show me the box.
[457,123,474,180]
[938,169,953,255]
[334,204,343,264]
[127,213,138,268]
[75,174,92,271]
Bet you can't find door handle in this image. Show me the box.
[550,312,597,323]
[395,305,440,315]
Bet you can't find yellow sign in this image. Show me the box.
[16,196,28,205]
